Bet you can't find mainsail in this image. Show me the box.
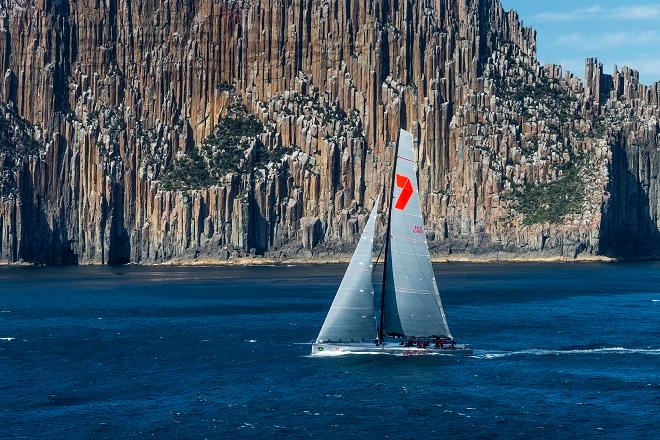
[316,202,379,343]
[381,129,452,338]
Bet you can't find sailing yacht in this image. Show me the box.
[312,129,472,356]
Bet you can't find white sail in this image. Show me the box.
[382,130,452,338]
[316,202,379,343]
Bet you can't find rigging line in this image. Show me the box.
[379,130,401,343]
[373,239,385,272]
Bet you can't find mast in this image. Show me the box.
[378,131,401,342]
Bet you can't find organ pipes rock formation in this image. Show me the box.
[0,0,659,264]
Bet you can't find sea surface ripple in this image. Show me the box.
[1,262,659,438]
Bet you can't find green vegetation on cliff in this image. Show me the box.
[512,161,586,225]
[160,98,292,191]
[0,104,42,198]
[0,105,40,157]
[159,149,213,191]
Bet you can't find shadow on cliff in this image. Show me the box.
[35,210,79,265]
[247,185,271,256]
[16,159,131,265]
[600,138,660,260]
[18,169,79,265]
[106,182,131,265]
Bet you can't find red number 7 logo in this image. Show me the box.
[394,174,413,210]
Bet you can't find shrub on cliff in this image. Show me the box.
[0,105,40,157]
[255,145,294,168]
[159,149,213,192]
[0,104,42,198]
[159,98,294,191]
[513,162,585,225]
[201,101,264,176]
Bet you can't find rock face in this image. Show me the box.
[0,0,658,264]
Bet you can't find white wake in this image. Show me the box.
[474,347,660,359]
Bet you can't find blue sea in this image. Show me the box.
[1,263,659,439]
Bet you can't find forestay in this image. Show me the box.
[316,202,379,343]
[382,129,452,338]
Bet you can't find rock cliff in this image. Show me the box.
[0,0,659,264]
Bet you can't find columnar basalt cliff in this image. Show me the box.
[0,0,659,264]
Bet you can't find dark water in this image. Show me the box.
[1,263,659,439]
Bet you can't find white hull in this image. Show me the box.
[311,342,473,356]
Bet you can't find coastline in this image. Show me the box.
[0,253,618,267]
[154,253,616,266]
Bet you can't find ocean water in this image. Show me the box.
[0,262,658,439]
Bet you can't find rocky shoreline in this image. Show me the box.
[157,253,616,266]
[0,253,616,267]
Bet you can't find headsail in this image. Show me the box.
[381,130,452,338]
[316,201,379,343]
